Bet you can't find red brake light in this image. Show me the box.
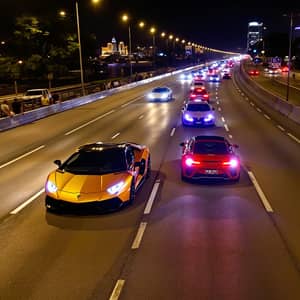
[223,159,239,167]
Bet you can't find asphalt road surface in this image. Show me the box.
[0,66,300,300]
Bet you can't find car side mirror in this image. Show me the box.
[54,159,61,167]
[179,142,185,147]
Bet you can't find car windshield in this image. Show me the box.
[153,87,169,93]
[25,90,43,96]
[61,148,127,175]
[187,103,211,111]
[194,141,229,154]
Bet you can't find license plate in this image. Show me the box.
[205,169,218,174]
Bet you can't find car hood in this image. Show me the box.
[53,171,130,193]
[183,111,214,118]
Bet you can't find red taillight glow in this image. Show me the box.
[223,159,239,168]
[185,158,201,167]
[190,94,196,98]
[203,94,208,98]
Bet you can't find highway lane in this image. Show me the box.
[0,69,300,299]
[118,74,300,300]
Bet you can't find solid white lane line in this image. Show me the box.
[218,107,222,111]
[65,110,115,135]
[264,114,271,120]
[221,117,225,123]
[287,133,300,144]
[109,280,125,300]
[111,132,120,139]
[248,171,273,212]
[0,145,45,170]
[256,107,262,112]
[277,125,285,131]
[224,124,229,132]
[10,189,44,214]
[144,180,160,214]
[170,128,176,136]
[138,114,144,120]
[131,222,147,249]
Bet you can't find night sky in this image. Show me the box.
[0,1,298,52]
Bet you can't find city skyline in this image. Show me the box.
[0,1,298,52]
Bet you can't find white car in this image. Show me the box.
[182,101,215,126]
[147,86,173,101]
[22,89,52,106]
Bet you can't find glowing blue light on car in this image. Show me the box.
[46,180,58,193]
[107,181,125,195]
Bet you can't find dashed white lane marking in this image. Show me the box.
[144,180,160,214]
[264,114,271,120]
[131,222,147,249]
[221,117,225,123]
[245,97,249,100]
[65,110,115,135]
[111,132,120,139]
[250,102,254,106]
[216,101,220,105]
[0,145,45,170]
[138,115,144,120]
[277,125,285,131]
[109,279,125,300]
[170,128,176,136]
[248,171,273,212]
[287,133,300,144]
[228,134,233,139]
[224,124,229,132]
[218,107,222,111]
[256,107,262,112]
[10,189,44,214]
[121,97,142,108]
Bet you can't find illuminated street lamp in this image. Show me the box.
[150,27,156,67]
[121,14,133,79]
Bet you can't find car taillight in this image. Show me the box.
[223,159,239,168]
[190,94,196,98]
[185,158,201,167]
[203,94,209,98]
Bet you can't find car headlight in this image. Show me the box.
[148,93,155,99]
[184,114,194,122]
[204,114,214,122]
[107,181,125,195]
[161,93,168,99]
[46,180,58,193]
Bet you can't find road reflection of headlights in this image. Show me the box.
[46,180,58,193]
[107,181,125,194]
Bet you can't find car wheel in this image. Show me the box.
[181,170,188,182]
[128,179,136,204]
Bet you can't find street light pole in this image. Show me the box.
[286,12,293,102]
[128,24,133,80]
[75,1,85,96]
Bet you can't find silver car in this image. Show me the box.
[182,101,215,126]
[147,86,173,102]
